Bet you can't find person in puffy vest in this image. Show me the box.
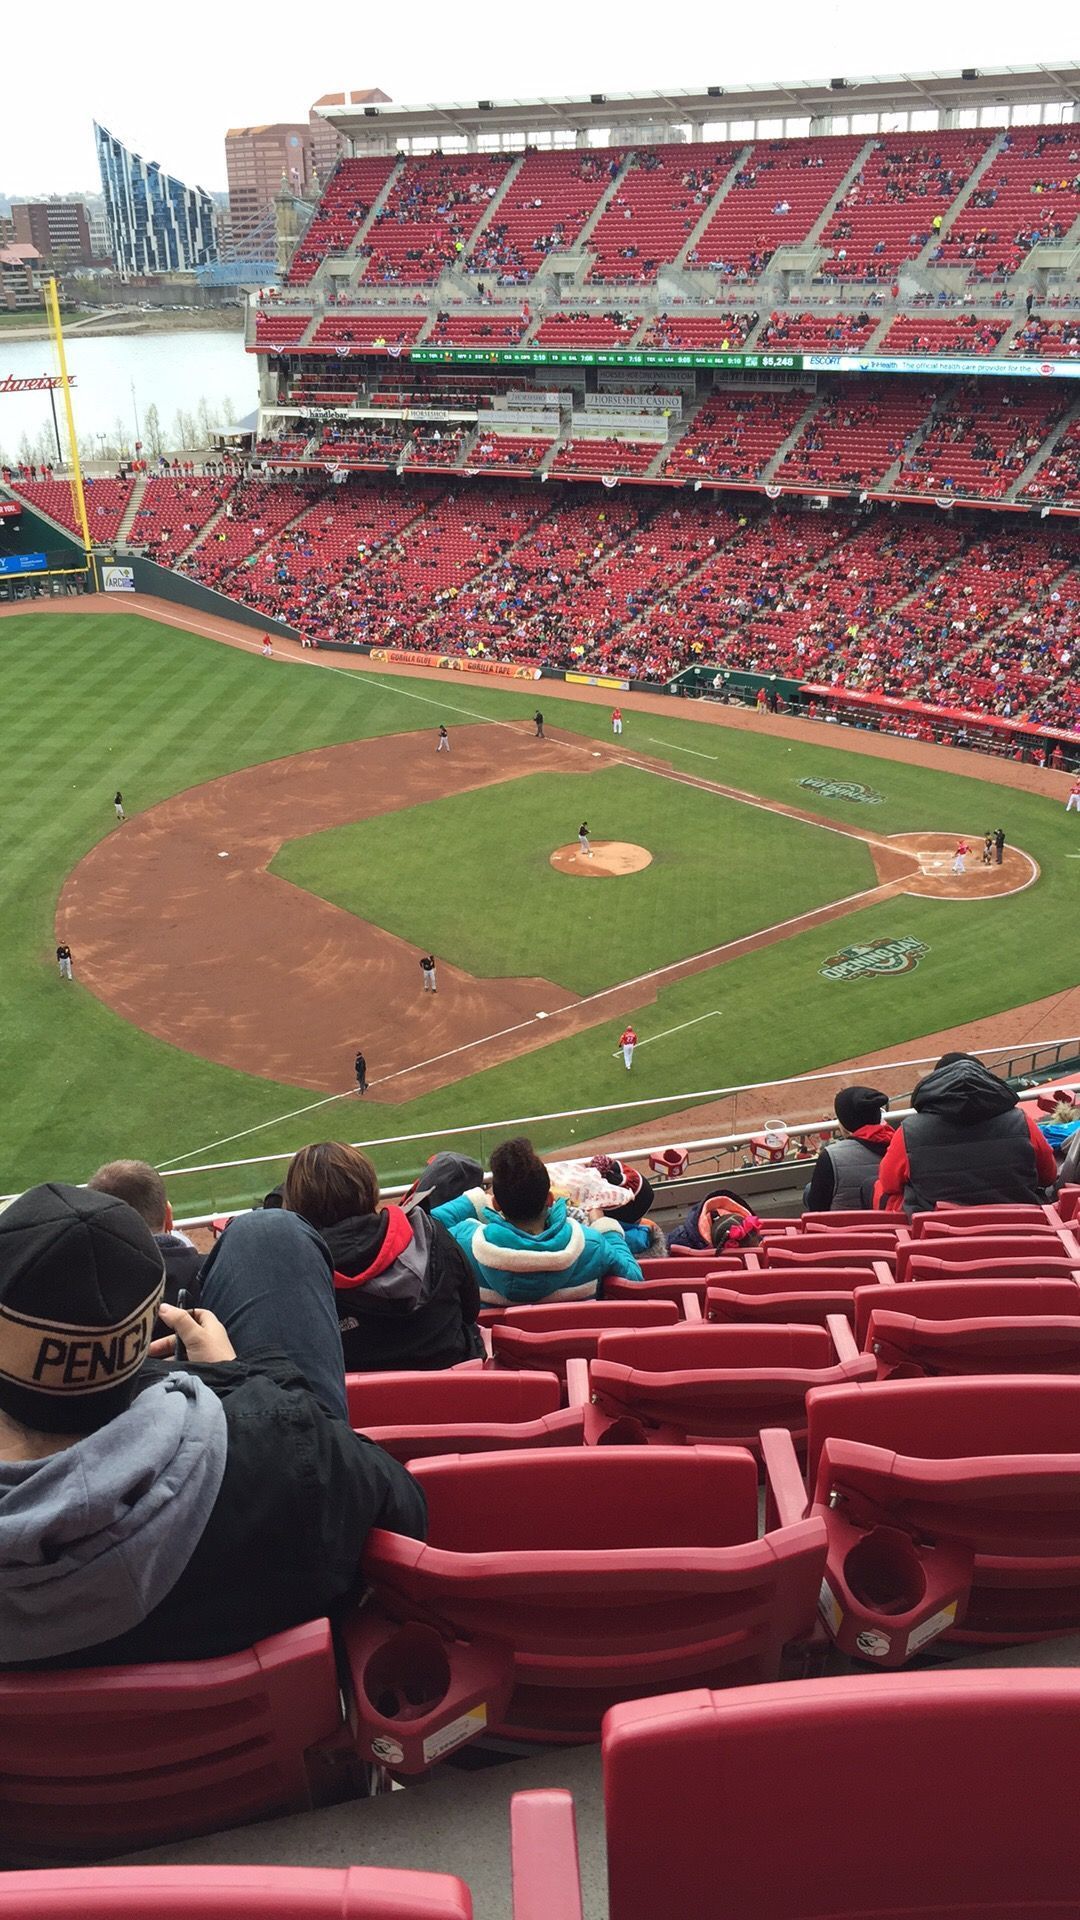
[803,1086,894,1211]
[874,1052,1057,1214]
[433,1137,643,1304]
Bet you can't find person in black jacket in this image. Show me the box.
[87,1159,202,1313]
[0,1184,425,1673]
[284,1141,484,1373]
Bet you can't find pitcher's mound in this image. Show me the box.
[550,841,653,878]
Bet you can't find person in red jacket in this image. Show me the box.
[874,1053,1057,1213]
[619,1027,638,1071]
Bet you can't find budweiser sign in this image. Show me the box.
[0,373,75,395]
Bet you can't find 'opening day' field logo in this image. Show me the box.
[820,936,929,982]
[798,777,885,805]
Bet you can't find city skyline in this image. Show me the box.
[3,0,1079,196]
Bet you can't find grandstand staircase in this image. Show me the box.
[335,163,404,274]
[465,154,527,256]
[574,152,637,252]
[175,492,236,565]
[1004,394,1080,503]
[116,480,147,546]
[874,390,952,496]
[673,147,752,269]
[799,139,877,252]
[761,396,826,483]
[911,131,1006,270]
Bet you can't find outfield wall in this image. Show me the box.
[109,551,300,642]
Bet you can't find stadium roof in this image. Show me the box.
[320,64,1080,142]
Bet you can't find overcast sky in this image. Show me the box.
[4,0,1079,195]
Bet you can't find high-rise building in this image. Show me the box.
[94,123,217,277]
[309,89,390,181]
[226,124,314,251]
[12,201,94,268]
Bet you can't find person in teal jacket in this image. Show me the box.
[432,1136,644,1304]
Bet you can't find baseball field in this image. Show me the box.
[2,602,1077,1212]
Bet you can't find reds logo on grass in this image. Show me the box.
[798,777,885,806]
[820,936,929,982]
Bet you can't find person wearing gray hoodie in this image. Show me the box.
[0,1183,425,1672]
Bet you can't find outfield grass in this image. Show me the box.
[272,765,876,995]
[2,609,1076,1210]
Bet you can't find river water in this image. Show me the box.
[0,329,257,465]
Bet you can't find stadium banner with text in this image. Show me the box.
[565,672,631,691]
[408,345,1080,380]
[102,565,135,593]
[369,647,541,680]
[412,347,803,371]
[0,552,47,575]
[0,500,23,519]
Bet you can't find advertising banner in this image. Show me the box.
[369,648,541,680]
[0,552,46,575]
[565,672,631,691]
[102,565,135,592]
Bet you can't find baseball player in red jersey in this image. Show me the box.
[952,839,971,874]
[611,706,623,736]
[619,1026,638,1070]
[1067,780,1080,814]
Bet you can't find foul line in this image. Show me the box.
[611,1009,723,1056]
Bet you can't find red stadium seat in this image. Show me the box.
[895,1234,1078,1283]
[586,1321,874,1450]
[0,1865,474,1918]
[635,1256,747,1277]
[706,1283,873,1328]
[910,1204,1066,1235]
[1060,1186,1080,1222]
[762,1243,898,1274]
[852,1276,1080,1348]
[597,1669,1080,1920]
[767,1375,1080,1662]
[346,1369,585,1460]
[359,1447,826,1745]
[866,1307,1080,1379]
[799,1211,905,1232]
[0,1621,344,1865]
[490,1300,680,1379]
[904,1253,1080,1285]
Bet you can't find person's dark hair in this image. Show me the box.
[285,1142,379,1229]
[87,1159,169,1234]
[490,1137,550,1226]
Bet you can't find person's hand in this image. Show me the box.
[150,1302,236,1365]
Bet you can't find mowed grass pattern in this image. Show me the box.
[1,608,1077,1207]
[272,767,878,995]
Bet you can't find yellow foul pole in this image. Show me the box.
[44,276,97,587]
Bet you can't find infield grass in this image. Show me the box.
[271,765,877,994]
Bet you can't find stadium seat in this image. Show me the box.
[865,1306,1080,1379]
[904,1253,1080,1285]
[586,1321,875,1449]
[799,1211,906,1231]
[910,1206,1068,1236]
[0,1865,474,1918]
[635,1256,747,1278]
[1059,1186,1080,1223]
[346,1368,586,1460]
[706,1280,877,1328]
[490,1300,681,1379]
[596,1668,1080,1920]
[761,1243,899,1274]
[358,1447,827,1746]
[894,1234,1078,1283]
[0,1621,345,1865]
[766,1374,1080,1662]
[852,1276,1080,1348]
